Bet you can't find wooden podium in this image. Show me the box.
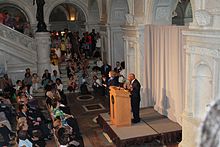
[109,86,131,126]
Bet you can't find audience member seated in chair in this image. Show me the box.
[17,103,51,141]
[0,123,14,147]
[51,100,84,146]
[17,130,33,147]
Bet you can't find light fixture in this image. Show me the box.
[70,16,75,21]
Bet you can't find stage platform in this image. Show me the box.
[97,107,182,147]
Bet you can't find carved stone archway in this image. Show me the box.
[44,0,88,26]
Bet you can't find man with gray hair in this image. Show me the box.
[128,73,141,123]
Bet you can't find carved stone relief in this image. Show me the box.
[125,14,135,25]
[185,46,219,58]
[114,9,126,21]
[195,10,212,26]
[155,7,170,22]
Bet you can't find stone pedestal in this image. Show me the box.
[35,32,51,77]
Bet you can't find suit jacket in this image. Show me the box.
[131,79,141,101]
[107,77,120,87]
[100,64,112,77]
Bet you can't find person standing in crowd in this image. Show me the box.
[93,32,101,57]
[100,60,111,79]
[14,15,23,33]
[4,12,15,28]
[118,61,126,87]
[2,74,15,98]
[92,75,103,95]
[60,40,67,57]
[90,29,97,54]
[0,12,5,24]
[128,73,141,123]
[96,57,103,71]
[85,32,92,57]
[23,22,33,37]
[114,61,122,73]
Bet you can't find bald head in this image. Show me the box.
[128,73,135,82]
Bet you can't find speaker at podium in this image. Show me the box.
[109,86,131,126]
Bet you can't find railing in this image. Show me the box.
[0,23,36,51]
[0,23,37,64]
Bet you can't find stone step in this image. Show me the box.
[61,78,68,82]
[60,70,67,74]
[32,92,45,97]
[60,68,67,71]
[60,62,67,66]
[61,75,68,79]
[63,85,68,89]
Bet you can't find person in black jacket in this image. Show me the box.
[128,73,141,123]
[100,61,111,79]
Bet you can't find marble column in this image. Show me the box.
[98,23,110,63]
[123,25,149,108]
[35,32,51,77]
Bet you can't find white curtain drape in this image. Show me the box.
[144,25,187,124]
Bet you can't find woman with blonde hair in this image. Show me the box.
[107,71,119,87]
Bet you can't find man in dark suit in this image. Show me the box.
[100,61,112,79]
[128,73,141,123]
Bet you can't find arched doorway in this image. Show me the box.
[49,3,86,33]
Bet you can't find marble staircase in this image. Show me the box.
[59,58,101,94]
[0,23,37,82]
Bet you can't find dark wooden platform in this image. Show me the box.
[97,107,182,147]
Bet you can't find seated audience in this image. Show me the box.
[17,130,33,147]
[42,69,51,88]
[23,72,32,95]
[2,74,15,98]
[51,70,60,83]
[51,100,84,146]
[67,75,77,93]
